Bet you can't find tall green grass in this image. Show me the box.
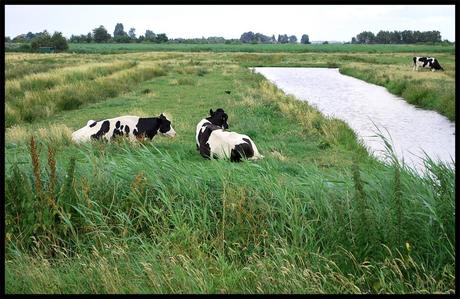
[5,62,167,127]
[5,136,455,293]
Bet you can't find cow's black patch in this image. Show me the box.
[198,123,221,159]
[116,121,121,129]
[89,121,97,128]
[112,128,124,139]
[134,117,162,139]
[207,108,229,129]
[124,125,130,135]
[91,120,110,140]
[158,114,172,134]
[120,125,124,130]
[230,138,254,162]
[431,59,444,70]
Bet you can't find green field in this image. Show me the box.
[66,42,456,54]
[5,42,455,55]
[4,47,455,294]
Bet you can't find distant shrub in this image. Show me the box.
[30,31,68,52]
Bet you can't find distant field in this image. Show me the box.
[6,42,454,54]
[65,43,456,54]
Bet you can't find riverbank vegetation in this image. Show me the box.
[5,51,455,294]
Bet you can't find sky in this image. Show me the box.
[5,5,456,42]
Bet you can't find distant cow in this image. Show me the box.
[413,56,444,71]
[195,108,229,149]
[196,110,263,162]
[71,113,176,143]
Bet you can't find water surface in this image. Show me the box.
[254,67,455,173]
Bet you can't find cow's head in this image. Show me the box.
[433,59,444,71]
[158,113,176,137]
[207,108,229,129]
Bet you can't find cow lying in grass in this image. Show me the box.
[71,114,176,143]
[195,108,229,150]
[413,56,444,71]
[196,109,263,162]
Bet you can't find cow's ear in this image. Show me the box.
[210,109,214,116]
[160,113,165,118]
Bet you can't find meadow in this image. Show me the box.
[4,46,456,294]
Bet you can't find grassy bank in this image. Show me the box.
[5,52,455,294]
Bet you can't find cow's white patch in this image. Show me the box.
[162,127,176,137]
[196,118,210,147]
[207,129,263,160]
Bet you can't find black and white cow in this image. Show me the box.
[413,56,444,71]
[195,108,229,150]
[196,110,263,162]
[71,114,176,143]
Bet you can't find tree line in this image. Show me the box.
[69,24,169,44]
[6,24,451,53]
[351,30,446,44]
[239,31,311,44]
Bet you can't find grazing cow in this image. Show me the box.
[196,116,263,162]
[195,108,229,149]
[71,113,176,143]
[413,56,444,71]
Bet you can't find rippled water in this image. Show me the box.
[253,67,455,173]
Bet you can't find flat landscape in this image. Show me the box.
[4,44,456,294]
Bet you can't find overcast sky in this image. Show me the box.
[5,5,456,41]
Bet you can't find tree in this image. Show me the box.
[128,28,136,41]
[50,31,68,51]
[12,34,28,43]
[356,31,375,44]
[401,30,414,44]
[351,37,357,44]
[114,23,126,37]
[288,35,297,43]
[375,30,391,44]
[30,30,51,49]
[86,32,93,43]
[26,32,35,40]
[5,36,11,43]
[93,25,111,43]
[240,31,255,43]
[240,31,273,44]
[30,30,68,52]
[145,30,156,42]
[155,33,168,43]
[277,34,289,44]
[301,34,310,44]
[113,23,129,42]
[69,34,79,43]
